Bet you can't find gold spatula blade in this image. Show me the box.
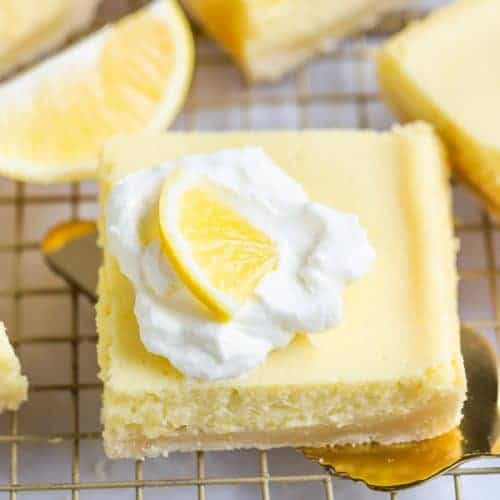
[302,328,500,490]
[42,220,500,490]
[43,220,100,302]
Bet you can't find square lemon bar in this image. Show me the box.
[0,323,28,413]
[377,0,500,213]
[97,124,466,459]
[180,0,410,82]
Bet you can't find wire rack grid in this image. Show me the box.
[0,0,499,499]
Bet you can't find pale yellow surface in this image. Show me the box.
[0,0,100,78]
[181,0,409,81]
[377,0,500,213]
[0,323,28,413]
[97,125,465,458]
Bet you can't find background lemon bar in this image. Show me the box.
[0,0,100,78]
[377,0,500,214]
[0,323,28,413]
[180,0,410,82]
[97,124,465,459]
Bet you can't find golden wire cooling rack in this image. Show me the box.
[0,0,499,499]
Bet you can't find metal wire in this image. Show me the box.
[0,1,498,499]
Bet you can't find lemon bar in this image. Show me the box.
[97,124,466,459]
[180,0,410,82]
[0,323,27,412]
[377,0,500,213]
[0,0,100,78]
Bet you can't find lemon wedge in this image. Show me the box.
[159,171,279,321]
[0,0,194,183]
[0,0,100,78]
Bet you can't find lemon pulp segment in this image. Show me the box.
[99,12,175,131]
[2,12,171,164]
[160,181,278,320]
[0,0,193,182]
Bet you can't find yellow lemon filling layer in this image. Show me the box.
[97,126,465,458]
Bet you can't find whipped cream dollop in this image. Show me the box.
[107,148,375,380]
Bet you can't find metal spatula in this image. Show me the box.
[303,327,499,490]
[42,219,500,491]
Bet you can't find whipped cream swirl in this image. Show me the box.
[107,148,375,380]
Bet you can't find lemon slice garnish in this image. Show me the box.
[159,171,279,321]
[0,0,194,183]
